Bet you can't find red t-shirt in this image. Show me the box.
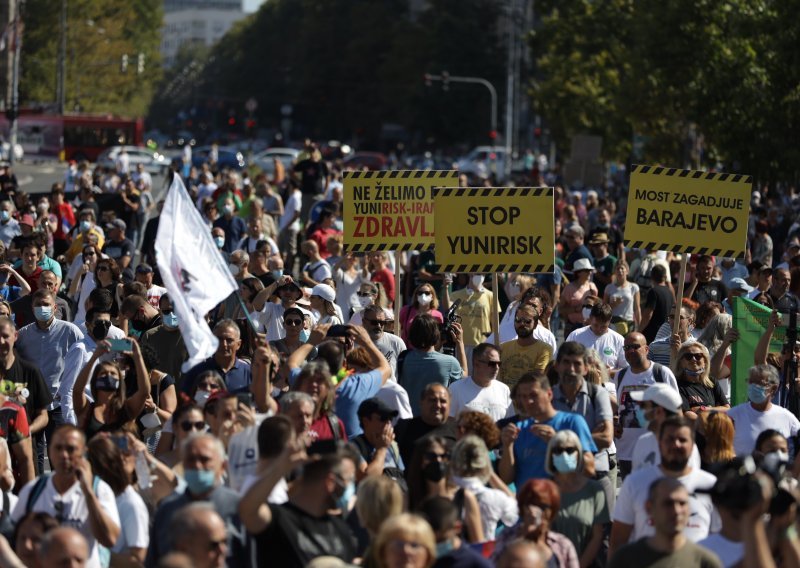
[0,400,30,444]
[53,202,76,241]
[372,268,395,304]
[310,228,342,259]
[309,414,348,442]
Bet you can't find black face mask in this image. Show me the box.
[422,461,447,483]
[92,320,110,340]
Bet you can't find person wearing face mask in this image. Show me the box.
[672,342,729,417]
[545,432,609,568]
[210,226,230,262]
[240,443,358,567]
[399,283,444,346]
[442,273,499,374]
[212,197,247,254]
[140,295,188,382]
[147,433,247,567]
[727,364,800,456]
[119,294,163,338]
[629,383,701,473]
[0,200,20,249]
[419,497,493,568]
[559,258,599,337]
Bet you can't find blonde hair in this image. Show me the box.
[545,430,585,476]
[450,435,492,483]
[375,514,436,568]
[673,342,714,389]
[355,476,404,534]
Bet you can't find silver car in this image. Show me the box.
[251,147,299,174]
[97,145,169,175]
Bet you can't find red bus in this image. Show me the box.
[0,112,144,162]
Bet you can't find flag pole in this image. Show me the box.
[671,254,690,366]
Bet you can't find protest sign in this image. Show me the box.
[624,165,751,256]
[343,170,457,252]
[432,186,555,273]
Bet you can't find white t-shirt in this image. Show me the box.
[12,476,120,568]
[727,402,800,456]
[613,465,719,542]
[194,182,218,209]
[256,302,313,341]
[448,377,513,422]
[240,473,288,504]
[614,364,679,460]
[112,486,149,554]
[565,325,627,370]
[631,431,702,472]
[605,282,640,321]
[698,533,744,568]
[227,412,273,492]
[280,190,302,232]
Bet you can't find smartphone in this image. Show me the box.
[326,325,350,338]
[236,392,253,407]
[108,339,133,352]
[113,436,128,452]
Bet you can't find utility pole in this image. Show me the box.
[9,0,21,166]
[424,72,498,141]
[504,0,517,181]
[57,0,66,114]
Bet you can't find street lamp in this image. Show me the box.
[424,71,497,143]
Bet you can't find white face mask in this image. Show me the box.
[359,295,373,308]
[194,390,211,407]
[582,307,592,320]
[471,275,484,289]
[228,263,240,277]
[417,293,432,306]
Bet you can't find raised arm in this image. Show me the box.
[349,325,391,384]
[123,339,151,419]
[73,345,108,420]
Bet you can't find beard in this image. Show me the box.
[661,456,689,472]
[516,326,533,338]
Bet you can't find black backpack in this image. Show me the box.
[350,436,408,493]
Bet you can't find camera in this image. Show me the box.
[440,299,462,357]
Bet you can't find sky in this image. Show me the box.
[243,0,267,13]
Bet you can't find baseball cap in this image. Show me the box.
[729,277,753,293]
[19,215,34,227]
[629,383,682,413]
[135,263,153,274]
[357,397,399,421]
[106,218,126,232]
[311,283,336,303]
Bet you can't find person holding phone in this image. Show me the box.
[71,338,150,441]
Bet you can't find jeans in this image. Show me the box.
[35,407,64,475]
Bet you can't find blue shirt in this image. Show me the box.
[16,319,84,394]
[513,411,597,487]
[213,215,248,253]
[335,370,383,437]
[182,356,252,394]
[398,350,463,415]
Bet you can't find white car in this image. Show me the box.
[251,147,300,174]
[0,141,23,162]
[97,145,169,175]
[456,145,508,181]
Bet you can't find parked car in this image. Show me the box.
[96,145,169,174]
[342,152,389,171]
[192,146,246,170]
[251,147,299,174]
[456,145,508,181]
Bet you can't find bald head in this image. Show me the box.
[496,539,545,568]
[38,527,89,567]
[171,503,228,568]
[624,331,649,370]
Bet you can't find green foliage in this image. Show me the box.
[531,0,800,181]
[20,0,162,117]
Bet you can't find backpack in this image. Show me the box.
[615,362,667,387]
[350,436,409,493]
[327,414,342,442]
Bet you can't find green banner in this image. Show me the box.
[731,296,786,405]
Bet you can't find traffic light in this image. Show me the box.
[137,53,145,75]
[489,130,497,140]
[120,54,129,73]
[227,117,236,126]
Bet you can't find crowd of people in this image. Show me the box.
[0,141,794,568]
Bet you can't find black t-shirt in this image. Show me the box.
[293,160,329,195]
[4,355,52,423]
[394,417,458,466]
[642,285,674,344]
[101,238,135,264]
[677,378,729,411]
[256,502,356,568]
[691,279,727,306]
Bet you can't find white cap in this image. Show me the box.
[629,383,682,413]
[311,283,336,303]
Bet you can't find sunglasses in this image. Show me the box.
[515,317,534,325]
[682,352,704,362]
[623,344,642,351]
[424,451,450,461]
[180,421,206,432]
[552,447,578,455]
[357,291,375,297]
[364,318,386,326]
[478,360,501,368]
[284,319,303,326]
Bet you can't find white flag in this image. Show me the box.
[155,175,237,371]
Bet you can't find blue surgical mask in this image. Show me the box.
[635,407,650,430]
[270,270,283,280]
[214,236,225,249]
[184,468,217,496]
[552,451,579,473]
[0,211,9,222]
[684,368,705,377]
[335,481,355,512]
[33,306,53,322]
[94,374,120,392]
[748,383,770,404]
[435,540,455,558]
[299,329,310,343]
[163,312,178,328]
[80,220,92,232]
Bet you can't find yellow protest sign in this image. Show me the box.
[624,165,752,256]
[433,187,555,273]
[343,170,457,252]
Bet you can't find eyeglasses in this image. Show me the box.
[364,318,386,326]
[357,291,375,297]
[424,451,450,461]
[515,317,534,325]
[552,447,578,455]
[180,421,206,432]
[623,344,642,351]
[682,352,704,362]
[478,360,501,368]
[284,319,303,326]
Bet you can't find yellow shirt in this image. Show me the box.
[450,288,500,347]
[498,339,553,387]
[66,228,105,263]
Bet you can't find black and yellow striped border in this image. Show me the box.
[630,164,752,184]
[623,241,743,257]
[432,186,554,198]
[345,243,430,253]
[439,264,555,273]
[343,170,457,180]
